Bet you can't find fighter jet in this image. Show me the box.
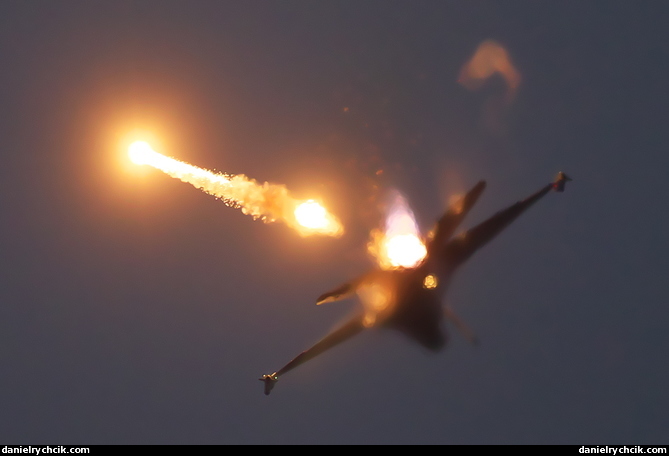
[260,172,571,395]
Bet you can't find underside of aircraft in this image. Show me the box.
[260,172,571,395]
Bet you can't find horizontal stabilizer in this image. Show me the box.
[316,281,355,305]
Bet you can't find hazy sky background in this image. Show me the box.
[1,1,668,444]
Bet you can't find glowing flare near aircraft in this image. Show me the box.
[294,200,334,231]
[368,190,427,270]
[423,274,438,289]
[128,141,343,237]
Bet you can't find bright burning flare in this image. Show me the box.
[128,141,343,237]
[294,200,336,231]
[368,190,427,270]
[128,141,156,165]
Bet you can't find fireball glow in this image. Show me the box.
[368,190,427,270]
[357,281,394,327]
[385,234,427,268]
[127,142,343,237]
[294,200,329,229]
[128,141,157,165]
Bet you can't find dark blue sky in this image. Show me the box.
[1,1,668,444]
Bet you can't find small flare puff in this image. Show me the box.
[458,40,521,102]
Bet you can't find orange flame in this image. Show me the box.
[356,271,399,327]
[368,190,427,270]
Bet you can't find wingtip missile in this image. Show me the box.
[553,171,572,192]
[259,373,278,395]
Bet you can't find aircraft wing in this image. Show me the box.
[426,180,486,256]
[443,178,562,267]
[260,313,366,394]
